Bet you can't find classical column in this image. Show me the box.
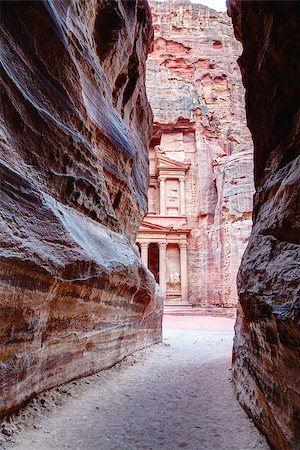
[179,177,186,216]
[179,242,188,301]
[140,242,149,268]
[159,242,167,298]
[159,176,166,215]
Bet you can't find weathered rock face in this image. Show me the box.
[0,0,162,416]
[146,0,254,306]
[228,1,300,448]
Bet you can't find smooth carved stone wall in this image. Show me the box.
[147,0,254,306]
[0,0,162,416]
[228,1,300,448]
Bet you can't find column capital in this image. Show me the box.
[179,176,185,182]
[159,242,167,250]
[140,242,149,249]
[179,242,188,249]
[158,175,167,182]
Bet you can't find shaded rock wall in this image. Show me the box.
[228,1,300,448]
[0,0,162,416]
[147,0,254,306]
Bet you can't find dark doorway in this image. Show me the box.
[148,243,159,283]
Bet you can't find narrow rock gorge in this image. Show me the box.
[0,0,162,417]
[1,1,299,449]
[139,0,254,307]
[228,1,300,448]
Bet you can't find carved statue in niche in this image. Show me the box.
[148,188,156,213]
[168,188,178,203]
[169,271,180,285]
[149,196,155,212]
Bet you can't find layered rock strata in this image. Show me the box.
[228,1,300,448]
[0,0,162,416]
[144,0,254,306]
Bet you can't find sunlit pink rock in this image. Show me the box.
[145,0,254,307]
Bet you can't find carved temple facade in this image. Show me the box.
[137,0,254,307]
[137,141,192,305]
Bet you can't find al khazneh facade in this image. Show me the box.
[137,0,254,307]
[138,145,191,303]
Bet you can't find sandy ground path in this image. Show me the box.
[1,315,269,450]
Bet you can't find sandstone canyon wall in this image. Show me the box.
[228,1,300,448]
[146,0,254,307]
[0,0,162,417]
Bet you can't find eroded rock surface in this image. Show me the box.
[0,0,162,416]
[228,1,300,448]
[145,0,254,306]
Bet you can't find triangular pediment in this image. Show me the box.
[138,220,191,234]
[156,153,190,170]
[139,220,171,232]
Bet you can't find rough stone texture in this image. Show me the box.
[145,0,254,306]
[0,0,162,417]
[228,1,300,448]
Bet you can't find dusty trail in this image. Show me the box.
[1,316,269,450]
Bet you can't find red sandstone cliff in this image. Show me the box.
[147,0,254,306]
[228,1,300,448]
[0,0,162,416]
